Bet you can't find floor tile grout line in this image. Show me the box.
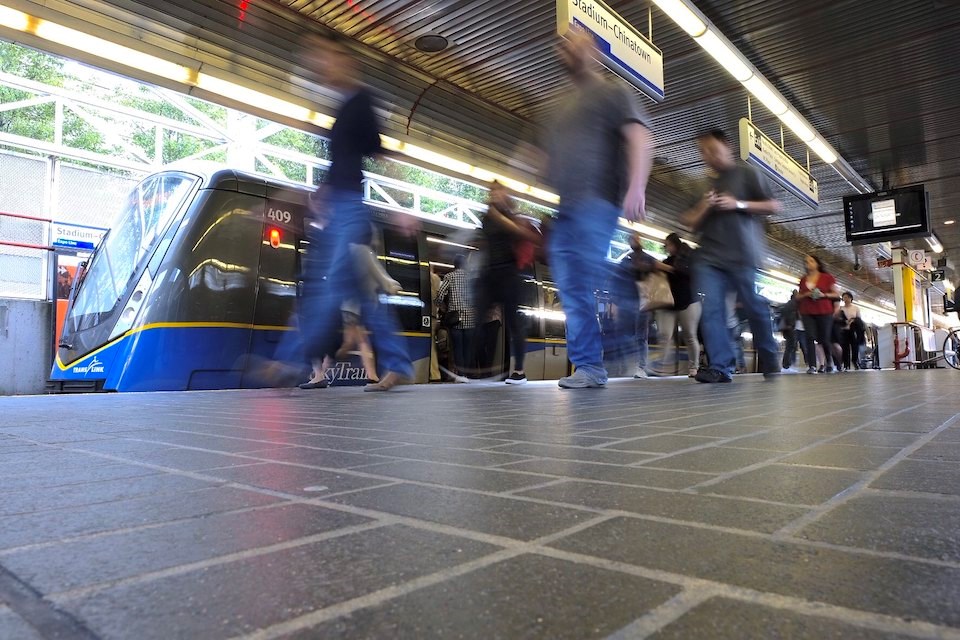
[773,412,960,538]
[0,500,309,558]
[604,585,719,640]
[231,514,625,640]
[26,438,960,600]
[686,393,931,491]
[537,547,960,640]
[626,388,931,461]
[48,521,390,602]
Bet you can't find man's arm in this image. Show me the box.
[680,194,712,231]
[711,193,782,215]
[621,123,653,222]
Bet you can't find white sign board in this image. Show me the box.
[908,249,926,266]
[557,0,665,102]
[739,119,819,209]
[52,222,107,251]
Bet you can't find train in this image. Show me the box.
[48,165,581,392]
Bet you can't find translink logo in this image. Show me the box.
[72,356,105,375]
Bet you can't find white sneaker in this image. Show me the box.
[559,369,606,388]
[688,367,698,378]
[633,368,649,379]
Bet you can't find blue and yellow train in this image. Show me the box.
[48,166,575,392]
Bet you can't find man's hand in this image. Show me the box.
[622,184,647,222]
[711,192,739,210]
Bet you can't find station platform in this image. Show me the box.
[1,370,959,639]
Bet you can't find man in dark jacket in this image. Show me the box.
[780,290,801,370]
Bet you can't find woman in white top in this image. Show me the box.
[839,292,863,370]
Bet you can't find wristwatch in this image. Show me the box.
[735,200,747,210]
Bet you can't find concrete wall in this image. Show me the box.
[0,298,53,395]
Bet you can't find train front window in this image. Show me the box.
[68,173,196,332]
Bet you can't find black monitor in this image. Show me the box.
[843,185,930,245]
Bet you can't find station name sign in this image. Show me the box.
[52,222,107,251]
[739,118,819,209]
[557,0,665,102]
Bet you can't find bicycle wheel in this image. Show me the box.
[944,329,960,369]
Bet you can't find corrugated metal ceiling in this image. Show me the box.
[15,0,958,296]
[275,0,960,293]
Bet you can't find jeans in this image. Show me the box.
[451,328,472,375]
[694,261,779,378]
[276,190,412,378]
[616,302,649,372]
[658,302,702,373]
[549,197,621,379]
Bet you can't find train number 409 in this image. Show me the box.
[267,208,292,223]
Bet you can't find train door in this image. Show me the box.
[379,226,431,382]
[246,192,308,381]
[536,263,570,380]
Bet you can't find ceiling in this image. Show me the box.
[7,0,957,299]
[275,0,960,295]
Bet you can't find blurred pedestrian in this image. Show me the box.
[540,27,653,389]
[266,32,412,391]
[681,129,782,383]
[797,254,841,374]
[471,182,543,384]
[653,233,701,377]
[436,254,476,381]
[780,290,801,370]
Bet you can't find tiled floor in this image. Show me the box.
[1,370,960,639]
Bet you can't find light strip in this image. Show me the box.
[695,30,751,81]
[0,4,559,207]
[654,0,866,175]
[650,0,706,37]
[928,234,944,254]
[426,237,478,250]
[779,110,816,143]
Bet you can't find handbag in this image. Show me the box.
[638,271,674,312]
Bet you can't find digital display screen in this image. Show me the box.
[843,185,930,244]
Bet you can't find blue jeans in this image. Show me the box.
[694,261,779,378]
[615,303,649,370]
[549,197,621,378]
[276,190,412,378]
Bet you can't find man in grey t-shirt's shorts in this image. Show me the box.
[540,28,654,389]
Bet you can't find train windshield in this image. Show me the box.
[67,173,197,333]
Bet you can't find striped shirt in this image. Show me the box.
[436,269,476,329]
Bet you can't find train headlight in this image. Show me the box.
[110,269,154,340]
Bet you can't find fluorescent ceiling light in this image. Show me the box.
[779,110,815,143]
[427,237,478,250]
[742,76,786,115]
[928,234,944,254]
[651,0,706,37]
[696,29,752,82]
[808,137,837,164]
[944,220,955,225]
[0,5,28,30]
[196,74,312,122]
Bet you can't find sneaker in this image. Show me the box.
[558,369,606,389]
[505,372,527,385]
[694,368,733,384]
[807,367,817,375]
[688,367,698,378]
[298,379,329,390]
[633,368,648,379]
[453,375,469,384]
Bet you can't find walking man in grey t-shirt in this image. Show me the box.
[541,28,654,388]
[681,129,782,383]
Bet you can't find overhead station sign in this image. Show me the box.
[557,0,665,102]
[739,118,819,209]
